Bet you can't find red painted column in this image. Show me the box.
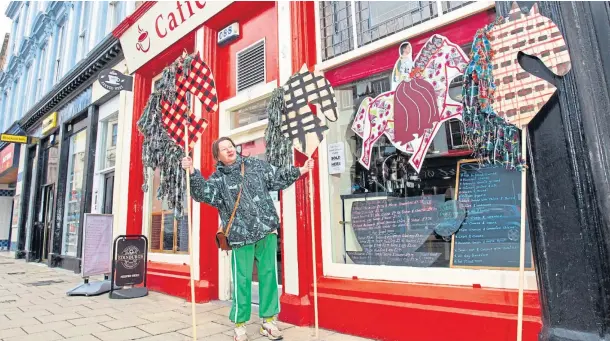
[189,25,221,302]
[279,1,321,326]
[126,73,151,235]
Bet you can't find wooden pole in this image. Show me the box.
[185,121,197,341]
[309,164,319,339]
[517,129,528,341]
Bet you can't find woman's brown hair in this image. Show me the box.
[212,137,250,162]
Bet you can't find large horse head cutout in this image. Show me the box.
[461,2,571,169]
[490,2,571,129]
[282,64,339,157]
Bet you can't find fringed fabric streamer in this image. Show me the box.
[461,19,525,171]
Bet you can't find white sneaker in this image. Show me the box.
[260,319,283,340]
[234,325,249,341]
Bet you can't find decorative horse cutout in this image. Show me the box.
[282,64,339,157]
[461,2,572,168]
[490,2,571,128]
[351,35,469,172]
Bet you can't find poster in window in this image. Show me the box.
[327,142,345,175]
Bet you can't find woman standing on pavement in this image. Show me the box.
[182,137,313,341]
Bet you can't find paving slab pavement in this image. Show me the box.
[0,253,374,341]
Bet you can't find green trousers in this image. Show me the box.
[230,233,280,324]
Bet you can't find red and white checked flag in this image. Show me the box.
[160,53,218,151]
[182,53,219,115]
[160,69,208,151]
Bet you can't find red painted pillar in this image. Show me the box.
[279,1,323,326]
[126,73,151,236]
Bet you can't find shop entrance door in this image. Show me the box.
[33,138,59,262]
[102,172,114,214]
[38,185,54,261]
[231,139,283,306]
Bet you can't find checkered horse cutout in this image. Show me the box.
[160,53,218,151]
[281,64,338,157]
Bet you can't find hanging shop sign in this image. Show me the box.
[0,144,15,174]
[120,1,233,72]
[0,134,28,144]
[41,112,58,136]
[98,69,134,92]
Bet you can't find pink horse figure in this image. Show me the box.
[352,34,469,171]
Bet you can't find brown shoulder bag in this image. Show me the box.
[215,162,245,251]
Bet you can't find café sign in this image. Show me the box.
[120,1,232,72]
[98,69,133,92]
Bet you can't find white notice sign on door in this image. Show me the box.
[327,142,346,175]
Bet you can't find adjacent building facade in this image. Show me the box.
[0,1,136,271]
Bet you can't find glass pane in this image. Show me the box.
[62,129,87,257]
[163,212,174,251]
[101,120,118,169]
[355,1,437,47]
[46,141,59,185]
[230,97,270,130]
[177,217,189,252]
[149,167,188,253]
[329,75,533,270]
[328,79,454,267]
[319,1,354,61]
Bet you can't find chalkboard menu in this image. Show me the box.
[451,161,533,269]
[348,195,446,267]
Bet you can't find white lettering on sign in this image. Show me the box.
[327,142,345,175]
[120,1,233,72]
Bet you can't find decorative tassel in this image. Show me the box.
[137,87,187,218]
[264,87,294,168]
[461,18,525,171]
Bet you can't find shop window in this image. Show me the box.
[98,117,118,170]
[236,39,266,92]
[442,1,475,14]
[355,2,438,47]
[229,96,270,130]
[319,1,354,61]
[62,129,87,257]
[54,22,68,82]
[148,168,189,253]
[326,73,530,270]
[319,1,477,61]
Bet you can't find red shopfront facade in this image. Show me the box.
[282,2,544,341]
[114,2,543,341]
[112,0,313,306]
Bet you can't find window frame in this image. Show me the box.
[36,44,48,101]
[317,71,538,290]
[54,21,68,83]
[314,1,493,71]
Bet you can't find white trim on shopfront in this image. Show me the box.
[114,80,133,238]
[277,1,299,297]
[314,1,495,72]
